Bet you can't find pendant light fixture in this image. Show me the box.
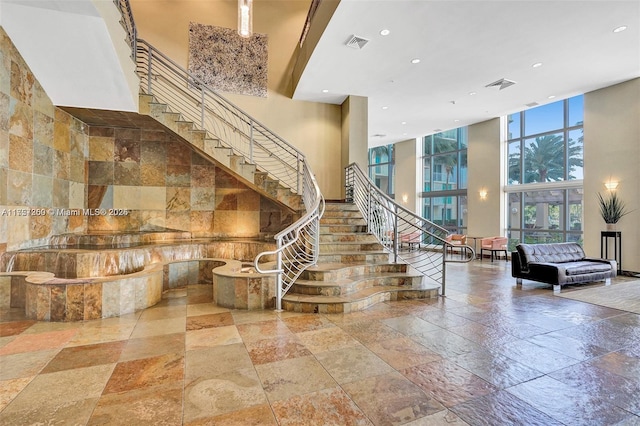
[238,0,253,38]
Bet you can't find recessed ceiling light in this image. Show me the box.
[382,106,389,110]
[613,25,627,33]
[380,29,390,36]
[403,133,407,136]
[532,62,543,68]
[454,119,460,122]
[548,95,556,99]
[401,121,407,125]
[469,92,476,96]
[321,89,329,93]
[411,58,421,64]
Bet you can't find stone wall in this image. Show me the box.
[0,27,88,254]
[85,125,293,237]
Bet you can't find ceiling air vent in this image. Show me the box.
[526,102,540,108]
[346,35,369,49]
[485,78,517,90]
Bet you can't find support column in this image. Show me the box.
[341,95,368,199]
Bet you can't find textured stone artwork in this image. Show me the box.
[188,22,268,97]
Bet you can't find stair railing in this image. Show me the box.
[346,163,474,296]
[254,165,325,311]
[135,39,303,193]
[115,0,324,310]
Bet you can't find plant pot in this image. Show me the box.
[605,223,617,231]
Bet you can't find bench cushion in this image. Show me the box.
[516,242,585,268]
[563,261,613,276]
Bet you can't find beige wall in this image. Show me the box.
[394,138,420,213]
[130,0,343,200]
[340,95,368,199]
[467,118,504,238]
[583,78,640,272]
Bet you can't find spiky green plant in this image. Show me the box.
[597,192,631,224]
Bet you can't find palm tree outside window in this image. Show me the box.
[506,95,584,249]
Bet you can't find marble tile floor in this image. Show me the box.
[1,261,639,425]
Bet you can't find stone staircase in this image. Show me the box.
[138,93,302,212]
[281,202,440,313]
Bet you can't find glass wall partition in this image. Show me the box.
[506,95,584,250]
[421,128,468,233]
[368,144,395,198]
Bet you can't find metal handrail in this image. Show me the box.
[135,39,303,193]
[114,0,137,59]
[345,163,474,296]
[115,0,324,310]
[254,161,325,310]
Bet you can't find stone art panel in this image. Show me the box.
[188,22,267,97]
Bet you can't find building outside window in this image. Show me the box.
[506,95,584,250]
[421,128,468,233]
[368,144,395,197]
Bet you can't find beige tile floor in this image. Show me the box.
[1,261,639,425]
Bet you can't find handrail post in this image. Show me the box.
[200,89,205,128]
[249,120,254,163]
[275,237,283,311]
[297,154,301,195]
[147,47,153,94]
[393,206,399,263]
[441,247,447,296]
[367,188,371,234]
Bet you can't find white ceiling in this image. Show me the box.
[293,0,640,147]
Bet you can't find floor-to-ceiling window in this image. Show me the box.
[506,95,584,249]
[421,128,468,233]
[368,144,395,198]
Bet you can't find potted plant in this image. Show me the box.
[597,192,631,230]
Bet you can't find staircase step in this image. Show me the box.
[282,284,439,314]
[320,224,368,234]
[291,273,424,296]
[189,130,206,149]
[301,262,408,281]
[319,233,378,243]
[317,251,390,264]
[213,147,232,167]
[324,203,360,212]
[320,217,367,225]
[322,209,364,218]
[319,241,383,253]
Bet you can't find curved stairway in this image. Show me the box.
[139,93,302,212]
[281,202,440,313]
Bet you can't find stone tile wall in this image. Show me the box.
[0,28,88,254]
[85,125,292,236]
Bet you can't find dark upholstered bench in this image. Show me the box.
[511,242,616,292]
